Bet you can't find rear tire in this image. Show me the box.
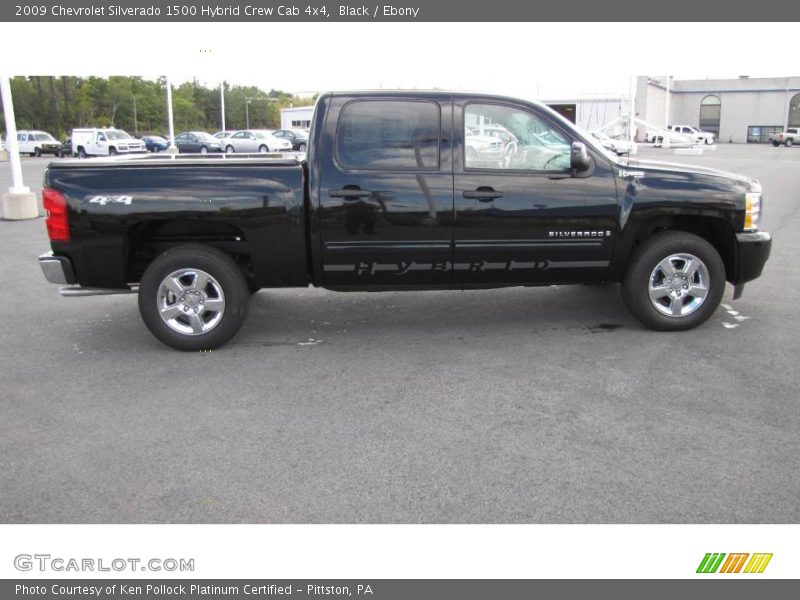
[621,231,725,331]
[77,147,87,159]
[258,145,268,153]
[200,146,209,155]
[138,244,249,351]
[786,139,794,148]
[34,147,41,157]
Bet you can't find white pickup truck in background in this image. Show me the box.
[769,127,800,147]
[71,128,146,158]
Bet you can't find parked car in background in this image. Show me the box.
[60,138,73,158]
[667,125,715,145]
[72,128,146,158]
[769,127,799,147]
[272,129,309,151]
[464,127,506,165]
[221,130,292,153]
[142,135,169,153]
[591,131,635,155]
[174,132,222,154]
[17,130,63,156]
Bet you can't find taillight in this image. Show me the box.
[43,187,70,242]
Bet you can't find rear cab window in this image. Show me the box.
[335,100,441,170]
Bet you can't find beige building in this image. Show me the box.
[636,76,800,143]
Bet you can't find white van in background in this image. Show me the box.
[71,128,146,158]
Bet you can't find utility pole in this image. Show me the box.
[132,94,138,136]
[245,97,253,129]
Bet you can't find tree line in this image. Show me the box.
[0,76,316,140]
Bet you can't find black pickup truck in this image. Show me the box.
[38,91,772,350]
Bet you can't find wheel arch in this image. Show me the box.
[126,219,253,284]
[614,213,737,282]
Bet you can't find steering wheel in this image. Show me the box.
[502,141,519,168]
[542,153,567,171]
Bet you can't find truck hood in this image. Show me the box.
[618,157,761,191]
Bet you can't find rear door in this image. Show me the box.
[452,97,619,287]
[317,94,454,288]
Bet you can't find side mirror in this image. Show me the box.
[570,141,592,172]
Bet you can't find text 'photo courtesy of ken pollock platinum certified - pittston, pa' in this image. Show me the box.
[43,4,421,17]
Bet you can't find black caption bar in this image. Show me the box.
[3,0,800,21]
[3,580,800,599]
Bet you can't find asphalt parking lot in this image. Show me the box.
[1,144,798,524]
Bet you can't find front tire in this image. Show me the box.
[621,231,725,331]
[200,146,209,155]
[298,143,307,152]
[226,145,235,154]
[258,145,268,153]
[138,244,249,351]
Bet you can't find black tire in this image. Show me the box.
[772,141,780,147]
[226,145,235,154]
[109,147,118,156]
[786,139,794,148]
[77,147,87,159]
[298,143,307,152]
[258,145,268,153]
[34,147,41,157]
[621,231,725,331]
[200,146,209,155]
[138,244,249,351]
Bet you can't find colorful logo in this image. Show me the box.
[696,553,773,574]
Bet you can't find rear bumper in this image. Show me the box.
[734,231,772,284]
[39,251,137,296]
[39,251,76,284]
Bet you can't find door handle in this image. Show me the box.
[329,188,372,198]
[463,188,503,201]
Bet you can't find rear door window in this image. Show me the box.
[335,100,440,170]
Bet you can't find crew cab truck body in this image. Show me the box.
[39,91,772,350]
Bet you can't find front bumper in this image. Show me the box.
[731,231,771,299]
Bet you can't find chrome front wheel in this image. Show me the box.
[648,254,710,317]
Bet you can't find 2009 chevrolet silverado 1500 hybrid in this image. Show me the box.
[38,91,772,350]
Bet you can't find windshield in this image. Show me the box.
[105,130,132,140]
[34,133,56,142]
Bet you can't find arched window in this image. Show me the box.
[789,93,800,128]
[699,95,721,136]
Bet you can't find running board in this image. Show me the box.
[58,285,138,297]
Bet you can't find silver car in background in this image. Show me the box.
[221,130,293,154]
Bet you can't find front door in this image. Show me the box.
[453,99,619,287]
[318,95,454,288]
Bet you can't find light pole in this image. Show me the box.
[220,82,226,131]
[0,75,38,219]
[166,77,176,153]
[245,97,253,129]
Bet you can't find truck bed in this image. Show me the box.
[45,154,310,289]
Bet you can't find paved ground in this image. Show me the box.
[1,145,798,523]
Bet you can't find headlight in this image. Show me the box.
[745,192,761,231]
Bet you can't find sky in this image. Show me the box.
[1,22,798,101]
